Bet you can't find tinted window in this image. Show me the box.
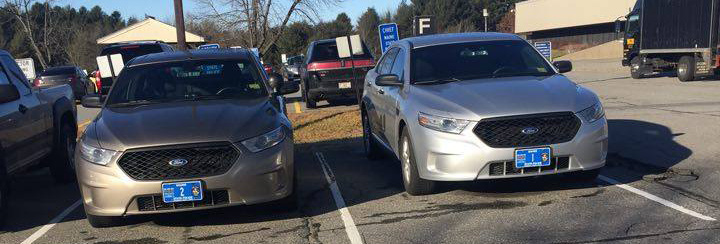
[106,60,268,107]
[378,48,399,74]
[309,42,373,62]
[411,40,555,83]
[100,45,164,63]
[41,67,76,76]
[390,49,405,78]
[0,56,30,91]
[0,69,10,85]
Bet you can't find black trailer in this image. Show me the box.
[620,0,720,82]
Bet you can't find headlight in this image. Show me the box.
[418,112,471,134]
[79,141,118,166]
[241,127,286,153]
[577,103,605,123]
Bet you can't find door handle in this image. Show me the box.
[377,89,385,95]
[18,104,28,114]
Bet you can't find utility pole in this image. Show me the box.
[174,0,187,50]
[483,8,489,32]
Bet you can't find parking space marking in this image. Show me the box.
[293,102,302,113]
[21,199,82,244]
[314,152,364,244]
[598,175,716,221]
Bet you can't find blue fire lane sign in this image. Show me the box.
[378,23,399,53]
[534,41,552,61]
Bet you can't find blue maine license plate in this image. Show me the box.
[162,181,203,203]
[515,147,552,168]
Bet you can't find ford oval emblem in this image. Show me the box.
[521,127,539,135]
[168,159,189,167]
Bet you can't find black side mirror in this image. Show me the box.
[81,95,104,108]
[0,84,20,103]
[375,74,402,86]
[553,60,573,73]
[278,80,300,95]
[268,73,283,90]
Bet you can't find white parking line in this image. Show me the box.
[598,175,716,221]
[314,152,364,244]
[21,199,82,244]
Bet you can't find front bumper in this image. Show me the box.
[75,139,294,217]
[408,116,608,181]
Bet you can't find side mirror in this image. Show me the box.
[81,95,104,108]
[553,60,573,73]
[0,84,20,103]
[375,74,402,86]
[614,20,623,33]
[278,80,300,95]
[268,73,283,90]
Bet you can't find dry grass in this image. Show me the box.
[288,108,362,146]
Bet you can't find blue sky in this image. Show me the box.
[60,0,404,24]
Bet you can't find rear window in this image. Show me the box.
[100,44,164,63]
[40,67,75,76]
[309,42,372,62]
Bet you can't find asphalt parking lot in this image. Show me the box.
[2,58,720,244]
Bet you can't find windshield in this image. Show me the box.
[105,60,268,107]
[411,40,555,83]
[100,45,164,63]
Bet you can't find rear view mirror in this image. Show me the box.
[0,84,20,103]
[553,60,573,73]
[81,95,104,108]
[375,74,402,86]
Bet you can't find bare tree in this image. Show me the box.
[1,0,56,69]
[193,0,340,57]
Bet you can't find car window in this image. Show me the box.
[379,48,399,74]
[390,48,406,79]
[40,67,75,76]
[0,56,30,93]
[100,45,164,64]
[411,40,555,83]
[106,60,268,107]
[309,42,373,62]
[0,68,10,85]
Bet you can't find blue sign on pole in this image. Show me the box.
[378,23,399,53]
[533,41,552,61]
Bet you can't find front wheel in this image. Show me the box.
[50,121,76,183]
[400,127,435,196]
[630,57,645,79]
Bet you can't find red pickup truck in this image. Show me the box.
[299,39,375,108]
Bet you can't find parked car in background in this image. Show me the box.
[77,49,299,228]
[300,39,375,108]
[34,66,94,100]
[97,41,175,94]
[263,63,273,75]
[361,33,607,195]
[281,55,304,82]
[0,50,78,227]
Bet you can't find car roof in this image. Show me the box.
[401,32,523,49]
[0,50,9,56]
[104,41,165,48]
[126,48,256,67]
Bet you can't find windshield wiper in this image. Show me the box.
[106,99,162,108]
[414,77,462,85]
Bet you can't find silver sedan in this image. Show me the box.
[361,33,608,195]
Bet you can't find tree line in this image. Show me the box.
[190,0,521,67]
[1,0,135,72]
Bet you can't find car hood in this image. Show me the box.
[409,75,598,120]
[92,99,280,151]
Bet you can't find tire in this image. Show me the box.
[630,56,645,79]
[303,90,317,109]
[567,168,601,182]
[399,127,435,196]
[50,121,77,183]
[677,56,696,82]
[362,109,383,160]
[86,214,124,228]
[0,163,8,228]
